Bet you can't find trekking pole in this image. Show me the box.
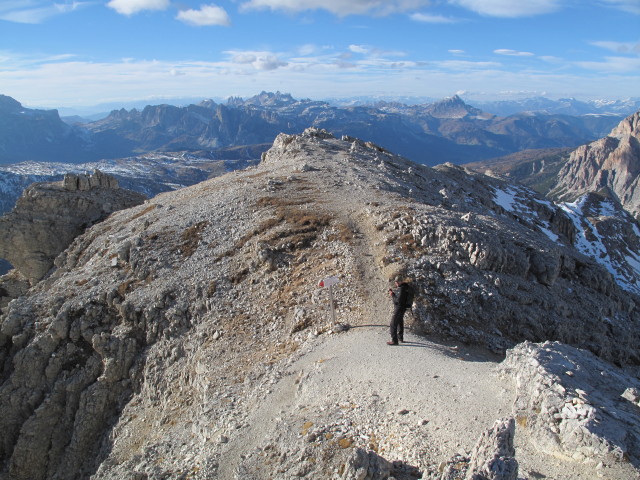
[328,284,337,324]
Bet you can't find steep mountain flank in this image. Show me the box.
[0,170,145,284]
[89,102,288,153]
[551,111,640,217]
[0,129,639,480]
[463,147,572,195]
[0,95,95,164]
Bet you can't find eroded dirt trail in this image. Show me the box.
[213,198,515,478]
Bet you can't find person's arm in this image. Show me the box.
[389,288,399,306]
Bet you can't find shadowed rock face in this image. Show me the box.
[0,129,638,480]
[551,111,640,218]
[0,170,146,283]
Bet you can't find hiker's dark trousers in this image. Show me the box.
[390,307,406,343]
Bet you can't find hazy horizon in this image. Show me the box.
[2,0,639,109]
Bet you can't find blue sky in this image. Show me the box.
[1,0,639,109]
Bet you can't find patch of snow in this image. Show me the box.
[539,226,559,242]
[561,197,640,295]
[532,197,554,209]
[493,186,517,212]
[494,186,562,245]
[596,200,618,217]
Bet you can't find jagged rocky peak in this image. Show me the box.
[611,109,640,138]
[198,98,218,109]
[105,107,137,121]
[241,90,297,107]
[0,169,145,285]
[0,130,639,479]
[551,110,640,217]
[426,94,490,119]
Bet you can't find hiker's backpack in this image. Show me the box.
[403,283,415,309]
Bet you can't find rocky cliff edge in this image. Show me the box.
[0,169,146,285]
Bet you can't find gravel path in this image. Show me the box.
[214,191,636,479]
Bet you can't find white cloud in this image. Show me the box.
[448,49,465,55]
[239,0,432,17]
[3,55,638,108]
[539,55,563,63]
[601,0,640,14]
[494,49,535,56]
[575,56,640,72]
[410,12,457,23]
[298,44,325,56]
[349,45,369,55]
[227,51,288,70]
[591,41,640,55]
[3,40,639,109]
[0,1,88,24]
[252,55,288,70]
[176,4,231,26]
[107,0,170,16]
[449,0,560,17]
[436,60,502,70]
[0,51,77,68]
[232,53,257,64]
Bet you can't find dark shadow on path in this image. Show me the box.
[346,323,504,364]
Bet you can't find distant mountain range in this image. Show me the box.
[470,96,640,117]
[57,94,640,119]
[0,92,629,167]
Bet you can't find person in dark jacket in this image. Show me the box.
[387,276,411,345]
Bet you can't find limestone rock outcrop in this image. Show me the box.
[0,269,29,314]
[0,169,146,283]
[551,111,640,218]
[439,418,518,480]
[466,418,518,480]
[340,448,393,480]
[500,341,640,466]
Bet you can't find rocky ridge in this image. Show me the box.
[0,129,639,479]
[551,111,640,218]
